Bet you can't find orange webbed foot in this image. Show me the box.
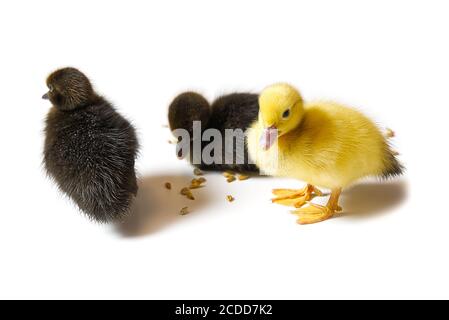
[271,185,323,208]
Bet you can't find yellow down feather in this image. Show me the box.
[247,83,399,189]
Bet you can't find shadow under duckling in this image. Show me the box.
[168,92,259,173]
[247,83,404,225]
[42,67,139,223]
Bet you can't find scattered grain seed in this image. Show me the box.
[189,179,201,189]
[237,174,249,181]
[223,171,235,178]
[164,182,172,190]
[180,207,189,215]
[180,187,190,195]
[193,168,203,176]
[227,176,236,183]
[226,195,235,202]
[189,177,207,189]
[180,187,195,200]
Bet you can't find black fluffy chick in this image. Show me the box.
[42,67,139,223]
[168,92,259,173]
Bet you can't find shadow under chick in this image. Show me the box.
[114,173,214,237]
[340,180,408,219]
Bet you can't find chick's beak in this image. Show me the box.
[260,125,278,151]
[42,92,49,100]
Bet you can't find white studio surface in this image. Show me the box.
[0,0,448,299]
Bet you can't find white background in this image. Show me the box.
[0,0,448,300]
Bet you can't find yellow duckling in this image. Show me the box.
[247,83,403,224]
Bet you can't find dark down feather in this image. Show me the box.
[168,92,259,173]
[381,148,404,180]
[43,68,139,222]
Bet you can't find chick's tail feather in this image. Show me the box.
[381,148,404,179]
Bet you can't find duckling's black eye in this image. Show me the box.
[282,109,290,119]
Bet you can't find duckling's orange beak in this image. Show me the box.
[260,125,278,151]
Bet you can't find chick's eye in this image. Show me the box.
[282,109,290,119]
[48,85,54,92]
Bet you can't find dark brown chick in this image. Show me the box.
[42,67,139,223]
[168,92,259,173]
